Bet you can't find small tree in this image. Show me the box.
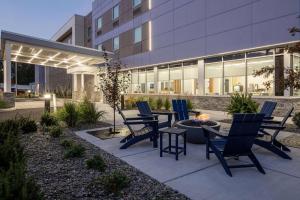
[98,51,130,133]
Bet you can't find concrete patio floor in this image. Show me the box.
[76,107,300,200]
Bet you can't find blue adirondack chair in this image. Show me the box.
[255,107,294,159]
[136,101,172,129]
[172,99,200,121]
[202,113,267,177]
[259,101,277,120]
[118,107,159,149]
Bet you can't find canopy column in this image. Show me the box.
[81,74,85,91]
[3,42,11,92]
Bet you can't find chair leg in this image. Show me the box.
[206,140,210,160]
[273,139,291,152]
[210,145,232,177]
[120,134,133,143]
[255,139,292,160]
[248,152,266,174]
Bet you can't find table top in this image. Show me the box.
[161,128,187,135]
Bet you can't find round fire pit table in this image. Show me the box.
[176,120,220,144]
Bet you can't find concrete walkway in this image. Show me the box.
[76,106,300,200]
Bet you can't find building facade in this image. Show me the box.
[92,0,300,98]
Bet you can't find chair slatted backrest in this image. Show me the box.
[137,101,152,116]
[172,99,189,121]
[223,113,265,156]
[117,106,135,134]
[260,101,277,118]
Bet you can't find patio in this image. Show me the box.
[76,107,300,200]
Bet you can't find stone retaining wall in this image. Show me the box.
[125,94,300,117]
[0,92,15,108]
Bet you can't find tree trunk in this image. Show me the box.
[113,106,116,133]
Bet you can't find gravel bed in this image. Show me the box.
[20,130,189,200]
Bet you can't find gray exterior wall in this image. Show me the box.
[93,0,300,68]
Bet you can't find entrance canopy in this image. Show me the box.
[1,30,112,92]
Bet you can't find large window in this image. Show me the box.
[293,54,300,96]
[112,4,119,20]
[146,69,155,93]
[170,65,182,94]
[131,70,140,93]
[158,66,169,94]
[247,56,274,96]
[224,60,246,95]
[184,63,198,95]
[97,17,102,30]
[133,0,142,8]
[96,44,102,51]
[139,69,146,93]
[205,62,223,95]
[113,36,119,51]
[134,26,142,43]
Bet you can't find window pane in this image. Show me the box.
[224,60,246,94]
[158,68,169,94]
[170,67,182,94]
[184,65,198,95]
[113,37,119,50]
[139,70,146,93]
[134,27,142,43]
[97,44,102,51]
[205,62,223,95]
[113,5,119,20]
[247,56,274,96]
[146,69,155,93]
[131,70,140,93]
[97,17,102,30]
[133,0,142,7]
[293,55,300,96]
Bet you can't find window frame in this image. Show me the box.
[112,4,120,20]
[96,17,102,30]
[113,36,120,51]
[134,26,142,44]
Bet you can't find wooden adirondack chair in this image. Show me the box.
[118,107,159,149]
[136,101,173,129]
[172,99,200,121]
[259,101,277,120]
[255,107,294,159]
[202,113,267,177]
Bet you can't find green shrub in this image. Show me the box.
[49,126,63,138]
[0,162,43,200]
[97,170,130,195]
[64,143,85,158]
[0,119,20,140]
[86,155,106,172]
[226,93,259,115]
[164,98,171,111]
[60,139,74,148]
[126,96,136,109]
[156,98,163,110]
[40,112,57,127]
[18,117,37,134]
[0,99,7,109]
[292,112,300,128]
[186,99,193,110]
[56,102,79,127]
[148,97,156,110]
[79,98,105,124]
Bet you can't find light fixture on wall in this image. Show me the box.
[149,21,152,51]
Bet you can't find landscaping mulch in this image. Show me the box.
[20,130,189,200]
[279,134,300,149]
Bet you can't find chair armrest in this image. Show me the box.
[264,116,274,120]
[188,110,201,115]
[151,111,174,116]
[125,116,154,121]
[137,114,159,119]
[124,120,158,125]
[260,124,285,130]
[262,120,281,124]
[202,125,227,138]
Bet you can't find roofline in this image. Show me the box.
[1,30,113,58]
